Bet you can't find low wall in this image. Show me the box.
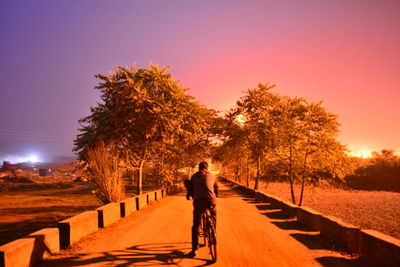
[120,197,136,217]
[220,177,400,265]
[58,210,99,249]
[96,202,121,228]
[319,215,359,253]
[0,238,35,267]
[360,230,400,266]
[154,189,162,201]
[147,191,156,203]
[0,228,60,267]
[27,228,59,258]
[296,207,322,231]
[136,194,148,210]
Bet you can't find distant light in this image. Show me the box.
[360,151,372,159]
[27,155,39,162]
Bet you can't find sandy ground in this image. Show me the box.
[41,183,366,267]
[258,181,400,239]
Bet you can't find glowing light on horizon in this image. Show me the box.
[360,151,372,159]
[348,149,373,158]
[1,154,42,164]
[27,155,40,162]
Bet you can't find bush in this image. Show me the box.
[85,141,125,203]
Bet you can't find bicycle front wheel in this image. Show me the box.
[208,223,217,262]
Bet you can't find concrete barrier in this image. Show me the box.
[28,227,59,256]
[120,197,137,217]
[147,191,155,203]
[319,215,360,253]
[136,194,147,210]
[296,207,322,231]
[58,210,98,249]
[154,189,163,201]
[360,229,400,266]
[0,228,60,267]
[161,188,166,198]
[96,202,121,228]
[0,238,35,267]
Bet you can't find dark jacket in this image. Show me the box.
[186,170,218,204]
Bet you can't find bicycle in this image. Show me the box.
[199,206,217,262]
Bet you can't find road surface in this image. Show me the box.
[42,183,362,266]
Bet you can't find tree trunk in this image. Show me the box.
[254,151,260,190]
[246,156,250,187]
[239,163,243,184]
[299,152,309,206]
[288,144,296,204]
[137,158,145,195]
[299,133,311,206]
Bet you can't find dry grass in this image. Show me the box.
[86,142,125,203]
[258,181,400,239]
[0,182,102,245]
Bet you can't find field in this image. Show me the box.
[258,181,400,239]
[0,163,155,246]
[0,179,102,245]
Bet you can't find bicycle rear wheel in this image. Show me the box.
[207,222,217,262]
[201,213,207,247]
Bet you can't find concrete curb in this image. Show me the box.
[319,215,359,253]
[96,202,121,228]
[120,197,136,217]
[296,207,322,231]
[58,210,98,249]
[0,238,35,267]
[360,229,400,266]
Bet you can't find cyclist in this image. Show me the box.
[185,161,218,258]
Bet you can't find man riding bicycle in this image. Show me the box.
[185,161,218,258]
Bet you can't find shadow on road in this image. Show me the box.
[41,242,214,267]
[224,182,366,266]
[316,256,374,267]
[270,220,314,232]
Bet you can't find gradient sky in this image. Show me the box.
[1,0,399,160]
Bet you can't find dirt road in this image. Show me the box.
[42,183,362,266]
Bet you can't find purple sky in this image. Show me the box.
[1,0,399,161]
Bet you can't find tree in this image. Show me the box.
[215,82,353,205]
[212,112,251,184]
[235,83,280,190]
[74,63,212,194]
[269,96,351,205]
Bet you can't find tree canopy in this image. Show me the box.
[75,62,355,202]
[74,63,214,194]
[212,83,353,205]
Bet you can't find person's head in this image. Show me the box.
[198,161,208,171]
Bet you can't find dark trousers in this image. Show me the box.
[192,200,216,251]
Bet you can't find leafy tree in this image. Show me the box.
[214,82,353,205]
[235,83,280,190]
[212,112,251,185]
[74,63,212,194]
[269,96,351,205]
